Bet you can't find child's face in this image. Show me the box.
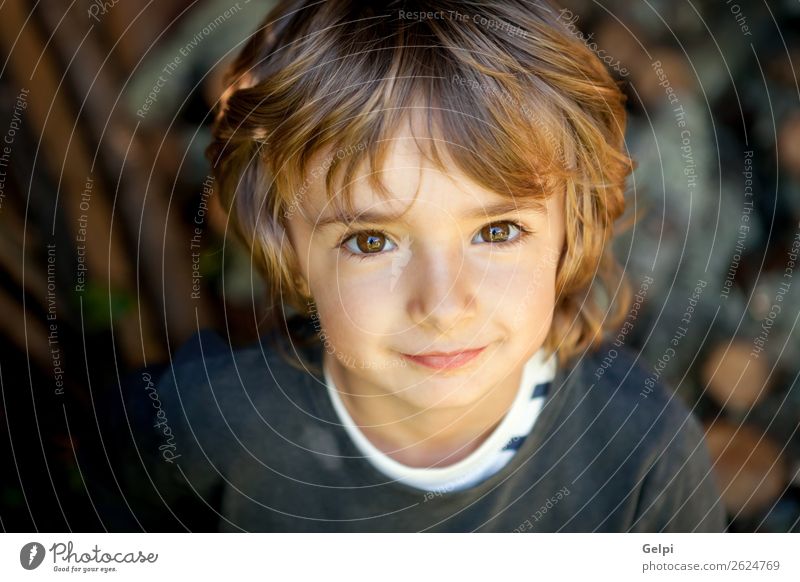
[285,131,565,411]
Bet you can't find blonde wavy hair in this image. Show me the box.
[206,0,634,368]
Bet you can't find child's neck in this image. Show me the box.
[324,354,525,468]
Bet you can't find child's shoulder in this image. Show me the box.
[565,341,707,458]
[573,340,683,407]
[165,328,310,385]
[152,328,318,426]
[569,342,724,532]
[118,329,318,523]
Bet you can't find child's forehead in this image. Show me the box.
[311,195,554,236]
[286,105,561,227]
[305,146,524,211]
[297,147,554,232]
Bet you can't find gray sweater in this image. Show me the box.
[120,324,727,532]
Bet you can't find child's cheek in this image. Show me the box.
[339,280,395,329]
[485,252,555,296]
[504,256,559,331]
[314,274,396,337]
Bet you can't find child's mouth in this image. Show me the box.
[401,347,487,371]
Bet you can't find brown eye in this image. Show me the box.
[472,221,530,246]
[341,230,397,256]
[356,232,385,253]
[479,222,512,243]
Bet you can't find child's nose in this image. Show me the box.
[405,245,478,331]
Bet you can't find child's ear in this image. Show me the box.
[279,220,313,302]
[293,273,312,301]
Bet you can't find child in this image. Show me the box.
[127,0,726,532]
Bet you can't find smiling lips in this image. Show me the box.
[402,347,487,370]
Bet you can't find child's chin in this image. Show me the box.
[396,381,493,411]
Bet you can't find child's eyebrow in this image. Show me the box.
[315,199,546,230]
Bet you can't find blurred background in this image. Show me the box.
[0,0,798,532]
